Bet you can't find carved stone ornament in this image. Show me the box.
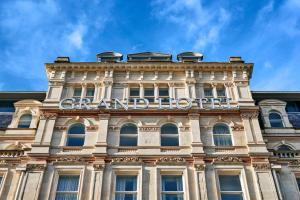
[111,157,141,164]
[26,164,46,171]
[55,157,83,163]
[40,112,58,120]
[231,123,244,131]
[289,160,300,166]
[55,126,67,130]
[109,126,120,131]
[240,111,259,119]
[157,157,186,163]
[179,126,190,132]
[194,164,205,171]
[252,163,270,171]
[139,126,160,132]
[93,163,105,170]
[87,126,98,131]
[214,156,243,163]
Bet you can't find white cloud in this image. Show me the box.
[67,24,86,50]
[151,0,231,50]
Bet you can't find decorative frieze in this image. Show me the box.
[252,163,270,171]
[240,111,259,119]
[213,156,243,163]
[157,157,186,164]
[40,112,58,120]
[93,163,105,170]
[26,164,46,171]
[139,126,160,132]
[111,157,141,164]
[194,164,205,171]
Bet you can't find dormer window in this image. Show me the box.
[269,112,284,128]
[274,144,297,158]
[18,114,32,128]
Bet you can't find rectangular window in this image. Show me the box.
[219,175,243,200]
[204,88,213,98]
[115,176,137,200]
[159,88,169,103]
[217,88,226,97]
[144,88,154,102]
[161,175,184,200]
[55,175,80,200]
[86,87,95,101]
[296,178,300,191]
[73,88,82,100]
[129,88,140,102]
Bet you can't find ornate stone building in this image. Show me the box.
[0,52,299,200]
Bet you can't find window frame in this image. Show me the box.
[212,123,233,147]
[144,87,155,103]
[129,87,140,102]
[160,123,179,147]
[111,167,143,200]
[66,123,85,147]
[17,114,32,128]
[158,87,169,104]
[157,167,189,200]
[73,87,82,100]
[0,170,8,197]
[215,167,250,200]
[86,87,95,102]
[269,112,284,128]
[50,167,84,200]
[119,123,138,147]
[204,87,213,98]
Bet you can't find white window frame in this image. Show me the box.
[214,166,250,200]
[49,166,85,200]
[157,166,189,200]
[110,166,143,200]
[212,123,234,147]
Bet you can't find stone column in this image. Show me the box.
[211,83,217,98]
[94,114,110,155]
[154,83,159,103]
[17,162,46,200]
[90,163,105,200]
[123,83,129,100]
[140,83,144,98]
[194,163,208,200]
[253,162,279,200]
[168,83,174,99]
[94,83,101,102]
[189,114,204,154]
[81,83,87,99]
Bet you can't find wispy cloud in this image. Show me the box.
[0,0,113,90]
[151,0,231,51]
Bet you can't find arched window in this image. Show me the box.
[67,123,85,146]
[269,112,284,128]
[275,144,297,158]
[161,124,179,146]
[120,123,138,146]
[213,124,232,146]
[18,114,32,128]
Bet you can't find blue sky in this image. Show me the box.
[0,0,300,91]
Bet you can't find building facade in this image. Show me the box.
[0,52,299,200]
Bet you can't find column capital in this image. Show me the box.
[98,114,110,120]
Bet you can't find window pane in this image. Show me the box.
[296,178,300,190]
[18,114,32,128]
[120,136,137,146]
[57,176,79,192]
[217,89,226,97]
[161,136,179,146]
[214,135,232,146]
[121,124,137,134]
[219,175,242,191]
[86,88,95,96]
[144,88,154,96]
[204,88,213,97]
[116,176,137,191]
[130,88,140,97]
[161,124,178,134]
[69,124,85,134]
[269,113,284,128]
[55,193,77,200]
[213,125,230,135]
[74,88,82,96]
[221,194,243,200]
[162,194,184,200]
[67,137,84,146]
[162,176,183,191]
[115,194,137,200]
[159,88,169,96]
